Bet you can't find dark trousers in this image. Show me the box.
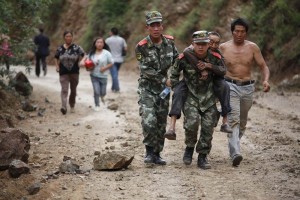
[59,74,79,109]
[168,80,188,119]
[213,77,231,116]
[35,54,47,77]
[169,77,231,119]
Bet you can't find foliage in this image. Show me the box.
[248,0,300,78]
[0,0,51,80]
[249,0,300,55]
[199,0,227,31]
[168,9,200,43]
[81,0,130,51]
[0,0,51,64]
[41,0,66,33]
[167,0,227,44]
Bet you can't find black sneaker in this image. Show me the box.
[232,154,243,167]
[60,108,67,115]
[197,154,211,170]
[183,146,194,165]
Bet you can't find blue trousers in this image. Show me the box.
[110,62,122,91]
[91,75,107,106]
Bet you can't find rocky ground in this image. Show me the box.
[0,64,300,200]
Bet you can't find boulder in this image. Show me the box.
[59,159,80,173]
[93,151,134,170]
[10,71,33,96]
[107,103,118,111]
[0,128,30,170]
[26,182,41,195]
[8,159,30,178]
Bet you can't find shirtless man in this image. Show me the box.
[220,18,270,167]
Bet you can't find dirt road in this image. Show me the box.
[1,64,300,200]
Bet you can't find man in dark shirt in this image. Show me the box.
[34,28,50,77]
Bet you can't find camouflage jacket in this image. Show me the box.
[135,35,179,94]
[170,49,225,112]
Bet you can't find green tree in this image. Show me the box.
[0,0,51,77]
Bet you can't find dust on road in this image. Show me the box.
[1,64,299,200]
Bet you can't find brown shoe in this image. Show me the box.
[220,123,232,133]
[164,129,176,140]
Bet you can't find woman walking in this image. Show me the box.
[81,37,113,111]
[55,31,85,115]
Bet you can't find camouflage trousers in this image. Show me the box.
[183,100,218,155]
[138,90,169,153]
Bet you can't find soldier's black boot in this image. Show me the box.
[197,154,211,170]
[183,146,194,165]
[144,145,155,164]
[153,152,166,165]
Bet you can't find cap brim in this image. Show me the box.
[147,19,162,25]
[193,39,210,43]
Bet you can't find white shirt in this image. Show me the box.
[90,49,114,78]
[105,35,127,63]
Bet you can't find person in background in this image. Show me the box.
[220,18,270,167]
[169,30,225,169]
[0,35,13,71]
[34,28,50,77]
[54,31,85,115]
[135,11,178,165]
[105,27,127,93]
[80,37,113,111]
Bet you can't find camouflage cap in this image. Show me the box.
[145,11,163,25]
[192,30,210,43]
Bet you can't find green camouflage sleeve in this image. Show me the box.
[135,44,164,82]
[210,57,226,76]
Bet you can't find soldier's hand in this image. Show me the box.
[263,81,270,92]
[200,70,208,80]
[197,61,211,70]
[197,61,206,70]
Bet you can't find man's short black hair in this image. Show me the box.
[231,18,249,33]
[39,28,44,33]
[111,27,118,35]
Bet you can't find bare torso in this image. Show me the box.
[220,40,258,81]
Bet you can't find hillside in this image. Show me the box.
[45,0,300,85]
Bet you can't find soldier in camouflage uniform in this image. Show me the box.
[135,11,179,165]
[182,31,232,133]
[169,31,225,169]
